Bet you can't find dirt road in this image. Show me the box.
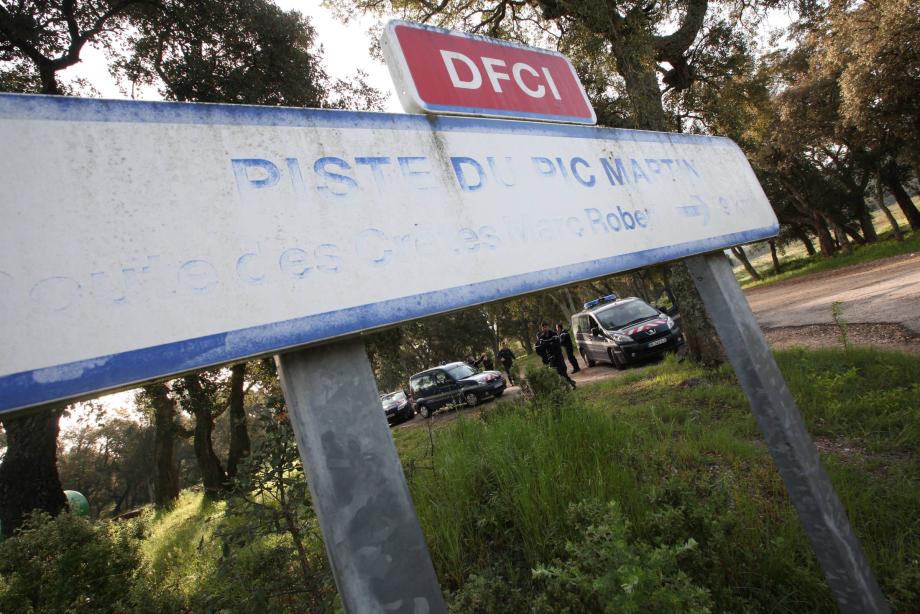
[746,253,920,353]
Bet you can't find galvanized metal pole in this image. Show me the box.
[686,252,889,613]
[276,339,447,614]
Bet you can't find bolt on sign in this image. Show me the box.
[382,20,596,124]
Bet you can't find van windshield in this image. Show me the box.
[446,364,476,380]
[595,301,659,330]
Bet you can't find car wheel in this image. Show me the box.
[609,349,626,371]
[418,405,431,418]
[581,349,596,367]
[464,392,479,407]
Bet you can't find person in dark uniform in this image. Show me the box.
[497,342,515,385]
[536,321,576,389]
[556,323,581,373]
[535,332,550,365]
[480,353,494,371]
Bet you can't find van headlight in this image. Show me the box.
[611,333,633,343]
[666,316,675,329]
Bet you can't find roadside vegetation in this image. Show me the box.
[400,349,920,611]
[7,347,914,612]
[734,208,918,288]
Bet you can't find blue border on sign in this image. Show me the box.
[0,228,777,414]
[0,93,773,414]
[0,92,724,145]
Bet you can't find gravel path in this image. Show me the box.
[745,253,920,335]
[746,253,920,355]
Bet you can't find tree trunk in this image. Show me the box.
[814,215,836,256]
[226,364,250,480]
[183,376,228,498]
[38,62,62,96]
[0,408,67,537]
[792,226,817,255]
[147,383,180,507]
[769,240,782,274]
[669,262,725,365]
[833,223,853,255]
[612,40,667,131]
[855,198,878,243]
[841,223,866,245]
[547,290,577,322]
[882,170,920,230]
[611,39,724,366]
[518,334,533,354]
[631,272,650,302]
[876,179,903,241]
[730,245,763,281]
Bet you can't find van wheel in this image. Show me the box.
[418,405,431,418]
[464,392,479,407]
[609,349,626,371]
[580,349,596,367]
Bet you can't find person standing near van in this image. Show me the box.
[556,323,581,373]
[497,343,515,385]
[537,321,576,389]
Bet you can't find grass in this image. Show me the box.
[398,348,920,611]
[734,205,917,288]
[120,347,920,611]
[738,231,919,288]
[138,490,227,603]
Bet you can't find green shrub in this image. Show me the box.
[447,566,530,613]
[522,362,571,403]
[0,512,141,613]
[132,412,339,612]
[532,501,712,613]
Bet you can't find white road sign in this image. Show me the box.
[0,93,777,413]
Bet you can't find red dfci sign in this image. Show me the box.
[382,20,596,125]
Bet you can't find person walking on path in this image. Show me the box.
[536,321,576,389]
[497,343,516,385]
[556,323,581,374]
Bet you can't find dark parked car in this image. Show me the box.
[380,390,415,425]
[571,295,684,369]
[409,362,506,418]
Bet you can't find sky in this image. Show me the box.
[59,1,402,111]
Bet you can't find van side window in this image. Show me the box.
[434,371,450,385]
[411,374,434,394]
[588,316,600,331]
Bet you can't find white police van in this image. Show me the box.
[571,294,683,369]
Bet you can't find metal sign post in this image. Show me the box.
[276,339,446,613]
[687,253,889,613]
